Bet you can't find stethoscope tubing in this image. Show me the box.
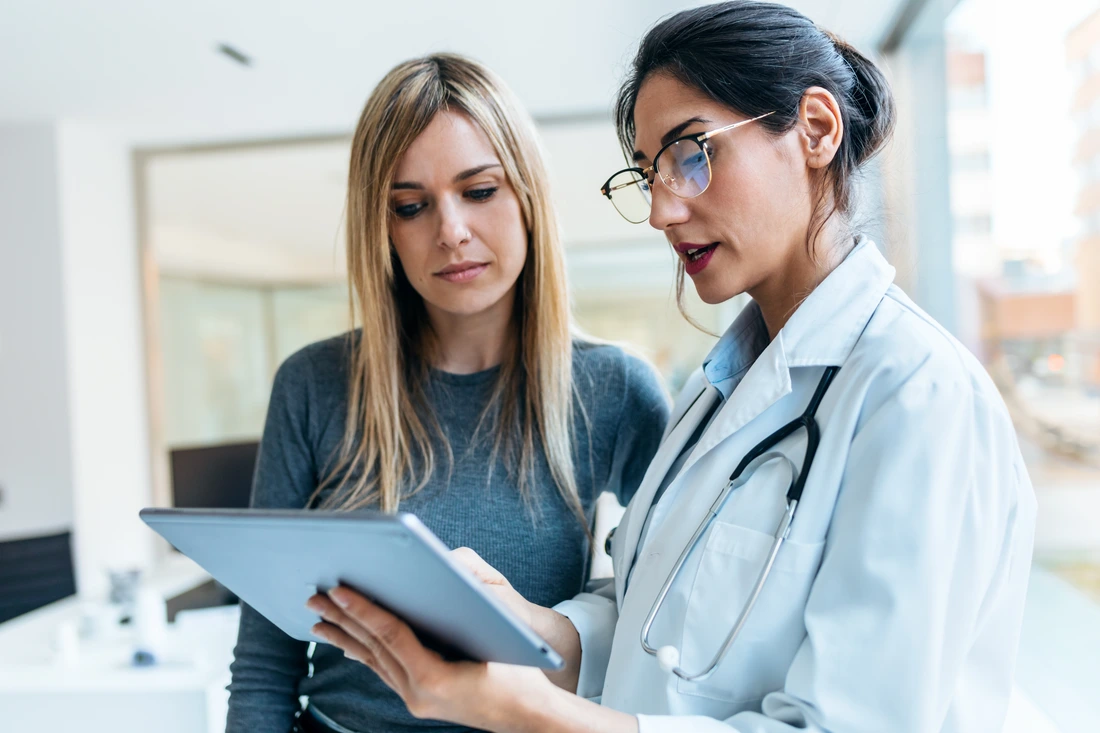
[639,366,840,681]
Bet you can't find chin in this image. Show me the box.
[431,293,505,318]
[689,279,720,304]
[691,277,743,306]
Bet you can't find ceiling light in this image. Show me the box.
[217,43,252,67]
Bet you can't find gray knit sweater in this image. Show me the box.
[226,334,670,733]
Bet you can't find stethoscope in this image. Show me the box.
[638,365,840,682]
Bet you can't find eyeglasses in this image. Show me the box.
[599,111,775,223]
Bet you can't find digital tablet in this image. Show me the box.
[139,508,564,670]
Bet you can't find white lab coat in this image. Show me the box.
[555,239,1036,733]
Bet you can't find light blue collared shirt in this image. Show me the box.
[700,299,771,403]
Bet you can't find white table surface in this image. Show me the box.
[0,555,239,733]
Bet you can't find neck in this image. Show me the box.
[751,222,853,341]
[423,288,517,375]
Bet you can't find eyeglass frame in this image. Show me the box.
[599,111,775,220]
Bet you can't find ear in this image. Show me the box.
[796,87,843,170]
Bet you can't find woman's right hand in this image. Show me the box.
[449,547,582,693]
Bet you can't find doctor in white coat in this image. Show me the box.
[306,2,1037,731]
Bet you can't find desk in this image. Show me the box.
[0,555,239,733]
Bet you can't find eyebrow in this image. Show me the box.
[392,163,502,190]
[632,117,712,162]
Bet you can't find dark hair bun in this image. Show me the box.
[824,30,896,166]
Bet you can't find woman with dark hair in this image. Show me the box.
[306,3,1036,731]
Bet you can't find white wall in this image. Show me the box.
[0,121,154,593]
[0,123,75,542]
[57,123,155,598]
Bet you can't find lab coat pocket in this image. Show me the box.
[676,521,824,703]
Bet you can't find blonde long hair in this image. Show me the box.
[310,54,583,529]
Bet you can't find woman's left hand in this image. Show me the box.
[306,587,555,731]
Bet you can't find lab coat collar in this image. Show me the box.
[780,236,895,369]
[615,379,719,607]
[683,237,894,467]
[617,238,895,597]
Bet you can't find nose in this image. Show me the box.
[647,182,690,232]
[437,195,471,249]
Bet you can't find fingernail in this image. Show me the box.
[329,588,350,608]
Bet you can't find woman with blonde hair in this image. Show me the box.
[225,53,670,733]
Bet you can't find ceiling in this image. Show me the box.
[4,0,909,283]
[1,0,906,144]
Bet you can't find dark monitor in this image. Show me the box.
[166,441,259,611]
[169,441,258,510]
[0,531,76,624]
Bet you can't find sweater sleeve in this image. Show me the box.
[225,351,320,733]
[604,352,671,505]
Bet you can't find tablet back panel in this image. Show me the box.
[140,508,562,669]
